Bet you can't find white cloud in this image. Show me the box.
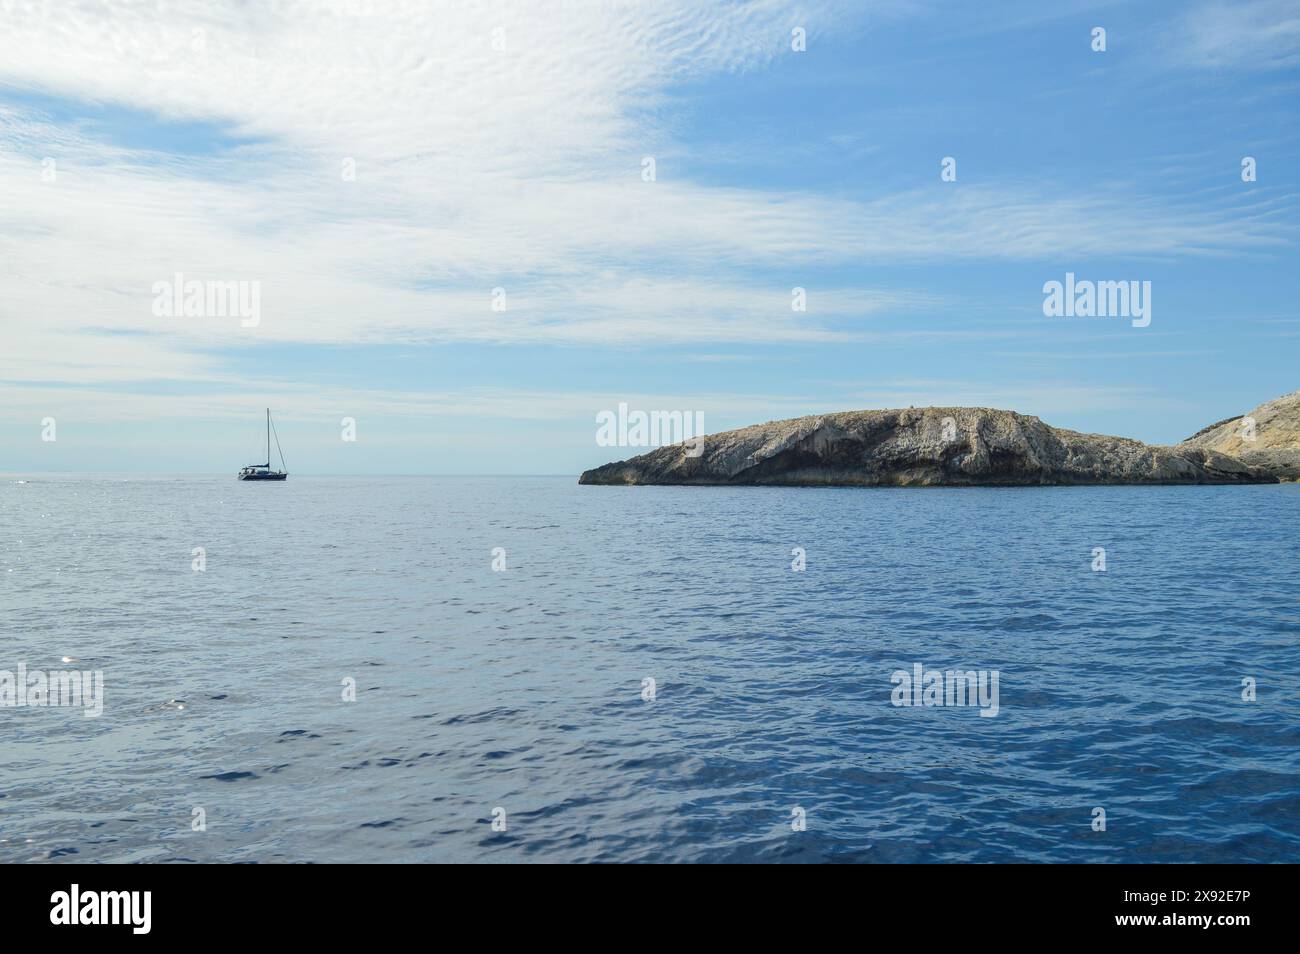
[0,0,1292,399]
[1174,0,1300,70]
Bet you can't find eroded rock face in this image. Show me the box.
[1179,391,1300,480]
[579,407,1275,486]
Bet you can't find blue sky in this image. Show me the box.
[0,0,1297,474]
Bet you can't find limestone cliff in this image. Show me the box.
[1179,391,1300,480]
[579,406,1275,486]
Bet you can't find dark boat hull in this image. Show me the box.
[238,472,287,481]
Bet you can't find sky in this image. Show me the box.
[0,0,1297,475]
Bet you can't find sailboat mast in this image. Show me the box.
[266,408,270,467]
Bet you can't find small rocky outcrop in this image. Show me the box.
[1179,390,1300,480]
[579,406,1276,487]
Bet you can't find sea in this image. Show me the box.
[2,475,1298,863]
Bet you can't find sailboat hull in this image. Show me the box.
[238,472,287,481]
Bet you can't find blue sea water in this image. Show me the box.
[1,475,1298,864]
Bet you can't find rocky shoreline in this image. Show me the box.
[579,393,1300,487]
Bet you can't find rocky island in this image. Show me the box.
[1178,390,1300,481]
[579,393,1300,487]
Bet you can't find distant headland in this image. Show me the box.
[579,391,1300,487]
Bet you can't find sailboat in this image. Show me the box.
[238,409,288,481]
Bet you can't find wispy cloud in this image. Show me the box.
[1,0,1292,389]
[1172,0,1300,70]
